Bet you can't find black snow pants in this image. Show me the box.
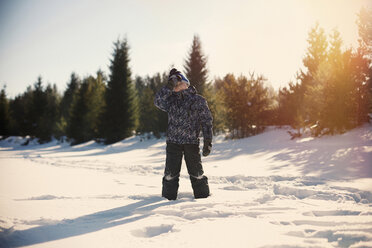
[162,142,210,200]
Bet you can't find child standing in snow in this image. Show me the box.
[154,68,213,200]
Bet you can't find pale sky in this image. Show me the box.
[0,0,371,97]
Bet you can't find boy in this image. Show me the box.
[154,68,213,200]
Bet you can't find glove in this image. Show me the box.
[202,139,212,156]
[167,68,181,90]
[167,77,177,90]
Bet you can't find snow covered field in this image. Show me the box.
[0,125,371,248]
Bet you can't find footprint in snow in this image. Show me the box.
[131,224,176,238]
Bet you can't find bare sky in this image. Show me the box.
[0,0,371,97]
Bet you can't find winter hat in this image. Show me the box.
[169,68,190,86]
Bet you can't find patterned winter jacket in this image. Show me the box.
[154,86,213,145]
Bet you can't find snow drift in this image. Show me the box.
[0,125,371,247]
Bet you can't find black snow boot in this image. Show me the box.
[162,176,179,200]
[190,176,210,199]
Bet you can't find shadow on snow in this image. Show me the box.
[0,195,181,247]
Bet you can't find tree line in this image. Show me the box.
[0,8,371,144]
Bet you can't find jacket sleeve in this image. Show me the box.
[199,97,213,142]
[154,86,172,112]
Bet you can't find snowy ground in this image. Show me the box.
[0,125,372,248]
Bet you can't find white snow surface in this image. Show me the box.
[0,125,371,248]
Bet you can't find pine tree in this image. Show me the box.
[357,7,372,56]
[280,19,370,137]
[299,24,329,133]
[329,30,353,132]
[205,82,225,134]
[217,73,273,138]
[37,83,60,142]
[354,7,372,124]
[135,73,168,137]
[218,74,241,137]
[184,35,208,95]
[60,73,81,126]
[277,82,304,128]
[302,23,329,78]
[9,87,33,136]
[101,38,138,144]
[137,86,158,134]
[68,74,106,144]
[351,46,371,125]
[0,86,11,136]
[183,35,220,136]
[295,22,370,136]
[147,72,168,135]
[212,78,228,133]
[30,76,47,138]
[9,76,62,142]
[90,70,106,139]
[135,75,146,97]
[68,79,91,144]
